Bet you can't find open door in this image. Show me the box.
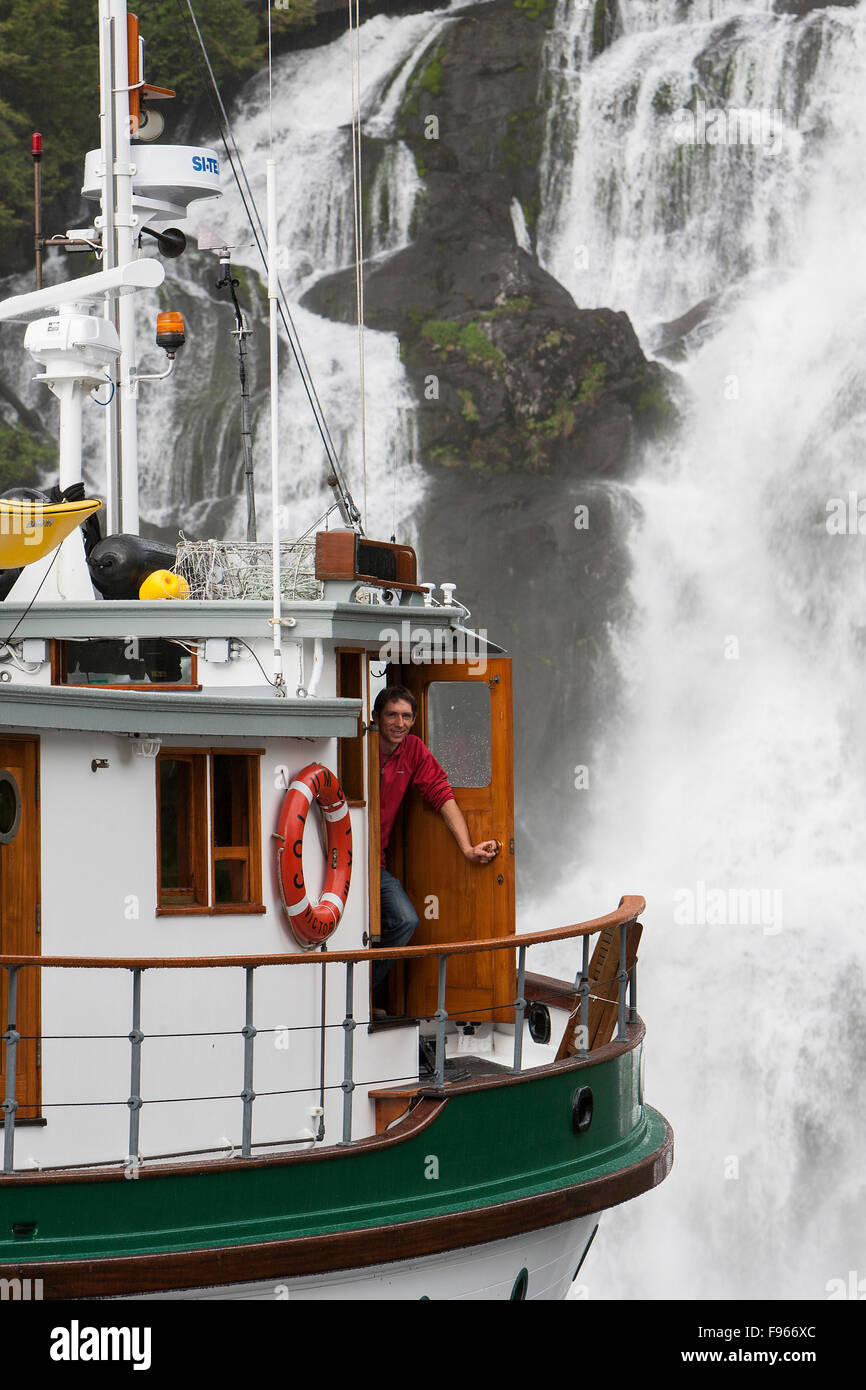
[387,659,515,1020]
[0,738,41,1121]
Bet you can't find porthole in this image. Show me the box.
[528,1001,551,1045]
[510,1267,529,1301]
[0,771,21,845]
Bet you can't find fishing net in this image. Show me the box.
[174,538,323,602]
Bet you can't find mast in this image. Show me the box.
[99,0,140,536]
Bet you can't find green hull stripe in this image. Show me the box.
[0,1051,664,1264]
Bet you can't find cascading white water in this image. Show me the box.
[537,0,866,1298]
[538,0,828,337]
[134,10,458,542]
[0,11,455,542]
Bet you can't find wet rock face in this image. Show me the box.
[304,0,673,480]
[301,0,675,872]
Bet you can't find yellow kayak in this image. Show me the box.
[0,498,102,569]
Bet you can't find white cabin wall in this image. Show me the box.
[27,713,418,1168]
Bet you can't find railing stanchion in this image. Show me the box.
[2,967,20,1174]
[512,945,527,1073]
[617,923,628,1041]
[127,968,143,1163]
[578,934,590,1060]
[340,962,355,1144]
[628,957,638,1025]
[241,966,257,1159]
[434,955,448,1088]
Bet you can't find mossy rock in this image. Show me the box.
[419,317,506,372]
[513,0,555,25]
[577,359,607,406]
[398,37,453,137]
[500,107,544,175]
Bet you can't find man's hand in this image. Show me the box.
[464,840,500,865]
[439,801,501,865]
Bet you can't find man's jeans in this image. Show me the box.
[374,868,420,989]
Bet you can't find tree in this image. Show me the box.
[0,0,315,259]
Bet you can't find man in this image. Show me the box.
[371,684,499,992]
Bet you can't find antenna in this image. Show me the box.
[31,133,43,290]
[213,244,257,542]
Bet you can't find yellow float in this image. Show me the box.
[138,568,190,600]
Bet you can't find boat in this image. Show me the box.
[0,0,672,1302]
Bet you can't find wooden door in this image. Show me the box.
[0,739,41,1121]
[388,659,515,1020]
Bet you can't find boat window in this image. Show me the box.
[157,750,263,914]
[55,638,196,687]
[427,682,491,788]
[212,754,257,906]
[158,754,208,908]
[0,770,21,844]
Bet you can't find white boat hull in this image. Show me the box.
[130,1216,599,1302]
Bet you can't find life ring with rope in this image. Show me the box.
[275,763,352,948]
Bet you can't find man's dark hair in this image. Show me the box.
[373,685,417,718]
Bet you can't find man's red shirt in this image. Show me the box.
[379,734,454,864]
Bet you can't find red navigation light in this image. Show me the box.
[156,311,185,357]
[31,133,43,160]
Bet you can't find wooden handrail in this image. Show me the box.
[0,896,645,970]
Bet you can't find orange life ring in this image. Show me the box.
[275,763,352,948]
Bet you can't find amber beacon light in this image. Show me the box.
[156,311,185,358]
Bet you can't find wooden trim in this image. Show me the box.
[209,751,263,910]
[398,658,516,1022]
[555,921,642,1060]
[155,905,213,918]
[0,896,646,970]
[367,727,381,945]
[0,737,41,1120]
[157,905,268,917]
[336,649,366,805]
[156,750,208,911]
[210,904,267,917]
[1,1113,673,1296]
[59,683,203,692]
[315,532,418,586]
[157,749,264,914]
[49,639,62,686]
[526,972,577,1011]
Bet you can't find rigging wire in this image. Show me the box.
[175,0,363,534]
[349,0,368,531]
[215,251,256,541]
[0,543,62,646]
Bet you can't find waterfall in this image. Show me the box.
[147,9,455,541]
[538,0,866,1297]
[538,0,844,338]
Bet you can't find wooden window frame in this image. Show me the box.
[156,751,208,912]
[336,647,366,807]
[209,751,263,916]
[52,638,200,691]
[156,748,265,916]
